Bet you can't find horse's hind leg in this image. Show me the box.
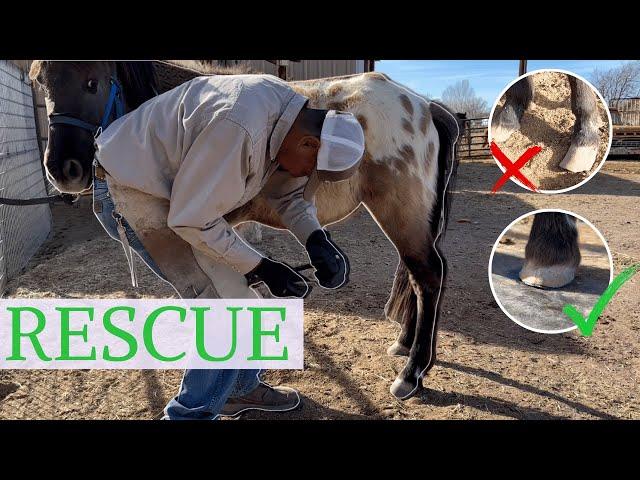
[364,187,445,399]
[520,212,581,288]
[492,75,533,142]
[390,246,445,399]
[384,261,416,357]
[559,75,602,172]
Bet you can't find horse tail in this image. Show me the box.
[428,100,462,241]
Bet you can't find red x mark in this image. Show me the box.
[490,141,541,193]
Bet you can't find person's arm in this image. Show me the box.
[261,170,322,244]
[167,119,262,275]
[262,171,350,289]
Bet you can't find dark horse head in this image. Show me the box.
[29,61,158,193]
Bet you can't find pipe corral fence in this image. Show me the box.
[457,114,640,159]
[458,117,490,159]
[0,60,52,293]
[610,98,640,157]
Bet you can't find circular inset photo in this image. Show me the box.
[489,69,612,193]
[489,209,613,333]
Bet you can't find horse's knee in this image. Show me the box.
[404,249,446,294]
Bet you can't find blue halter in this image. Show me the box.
[48,77,125,135]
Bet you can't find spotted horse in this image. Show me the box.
[30,61,461,399]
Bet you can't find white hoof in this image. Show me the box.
[492,110,520,143]
[390,376,418,399]
[492,123,517,143]
[559,144,598,173]
[519,262,577,288]
[387,341,410,357]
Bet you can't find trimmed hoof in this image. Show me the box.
[559,144,598,173]
[519,262,577,288]
[387,341,410,357]
[390,376,420,400]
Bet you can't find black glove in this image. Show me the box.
[245,257,311,298]
[305,229,350,289]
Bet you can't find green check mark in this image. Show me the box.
[563,263,640,336]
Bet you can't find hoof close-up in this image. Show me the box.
[559,144,599,173]
[390,376,419,399]
[519,262,577,289]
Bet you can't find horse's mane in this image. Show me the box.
[116,61,256,108]
[116,62,159,109]
[149,61,259,96]
[163,60,256,75]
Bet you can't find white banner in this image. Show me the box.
[0,299,303,369]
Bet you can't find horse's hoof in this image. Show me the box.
[390,376,419,399]
[387,341,410,357]
[559,143,598,173]
[492,107,521,143]
[519,262,576,289]
[492,123,517,143]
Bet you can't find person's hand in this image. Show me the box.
[245,257,311,298]
[305,229,350,289]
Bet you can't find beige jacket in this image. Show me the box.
[95,74,321,274]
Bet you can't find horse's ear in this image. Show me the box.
[29,60,47,84]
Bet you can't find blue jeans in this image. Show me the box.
[92,175,166,280]
[91,168,260,420]
[164,369,261,420]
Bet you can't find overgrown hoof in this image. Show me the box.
[559,143,598,173]
[519,262,577,288]
[492,106,521,143]
[387,341,410,357]
[492,123,518,143]
[390,375,420,400]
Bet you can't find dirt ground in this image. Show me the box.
[493,71,610,192]
[0,159,638,420]
[491,216,612,332]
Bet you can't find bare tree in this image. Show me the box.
[590,61,640,107]
[441,80,489,118]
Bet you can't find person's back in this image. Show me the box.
[95,74,302,202]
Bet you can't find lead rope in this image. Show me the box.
[94,78,139,288]
[112,210,138,288]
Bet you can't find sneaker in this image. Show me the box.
[218,382,301,418]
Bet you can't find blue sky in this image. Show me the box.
[376,60,632,105]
